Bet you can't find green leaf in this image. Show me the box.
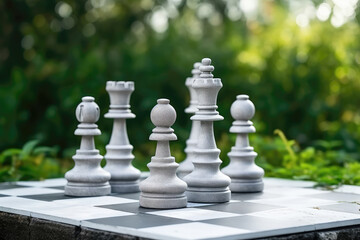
[20,140,40,159]
[0,148,21,163]
[33,146,58,155]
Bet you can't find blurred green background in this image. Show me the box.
[0,0,359,186]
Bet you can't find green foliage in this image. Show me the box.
[252,130,360,187]
[0,140,68,181]
[0,1,359,184]
[4,131,358,189]
[1,1,359,154]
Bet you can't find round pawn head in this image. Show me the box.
[151,99,176,127]
[150,99,177,141]
[76,96,100,123]
[74,96,101,136]
[231,95,255,121]
[230,95,255,133]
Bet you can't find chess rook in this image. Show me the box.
[139,99,187,209]
[184,58,231,203]
[104,81,141,193]
[222,95,264,192]
[177,62,201,179]
[65,96,111,196]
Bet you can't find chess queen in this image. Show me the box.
[184,58,231,203]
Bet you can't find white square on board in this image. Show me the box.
[0,187,63,196]
[139,222,249,240]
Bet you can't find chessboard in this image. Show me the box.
[1,175,360,240]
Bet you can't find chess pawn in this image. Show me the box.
[104,81,141,193]
[139,99,187,209]
[177,62,201,179]
[184,58,231,203]
[222,95,264,192]
[65,96,111,196]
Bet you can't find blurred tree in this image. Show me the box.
[0,0,359,173]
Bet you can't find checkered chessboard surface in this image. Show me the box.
[0,176,360,240]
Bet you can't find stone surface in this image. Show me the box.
[0,211,30,240]
[222,95,265,192]
[104,81,141,193]
[79,227,142,240]
[177,62,202,179]
[30,217,79,240]
[183,58,231,203]
[317,226,360,240]
[258,232,316,240]
[0,212,150,240]
[2,211,360,240]
[139,99,187,209]
[65,96,111,197]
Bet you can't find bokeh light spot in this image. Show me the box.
[296,14,309,28]
[55,2,73,18]
[82,23,96,37]
[316,3,331,21]
[150,7,168,33]
[21,35,34,50]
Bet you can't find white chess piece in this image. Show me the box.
[177,62,201,179]
[222,95,264,192]
[139,99,187,209]
[65,96,111,196]
[184,58,231,203]
[104,81,141,193]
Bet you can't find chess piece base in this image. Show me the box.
[230,179,264,193]
[65,183,111,196]
[186,189,231,203]
[139,194,187,209]
[110,180,140,193]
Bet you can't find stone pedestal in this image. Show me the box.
[65,96,111,196]
[222,95,264,192]
[139,99,187,209]
[184,58,231,203]
[104,81,141,193]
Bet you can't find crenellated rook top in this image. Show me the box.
[105,81,135,119]
[106,81,134,90]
